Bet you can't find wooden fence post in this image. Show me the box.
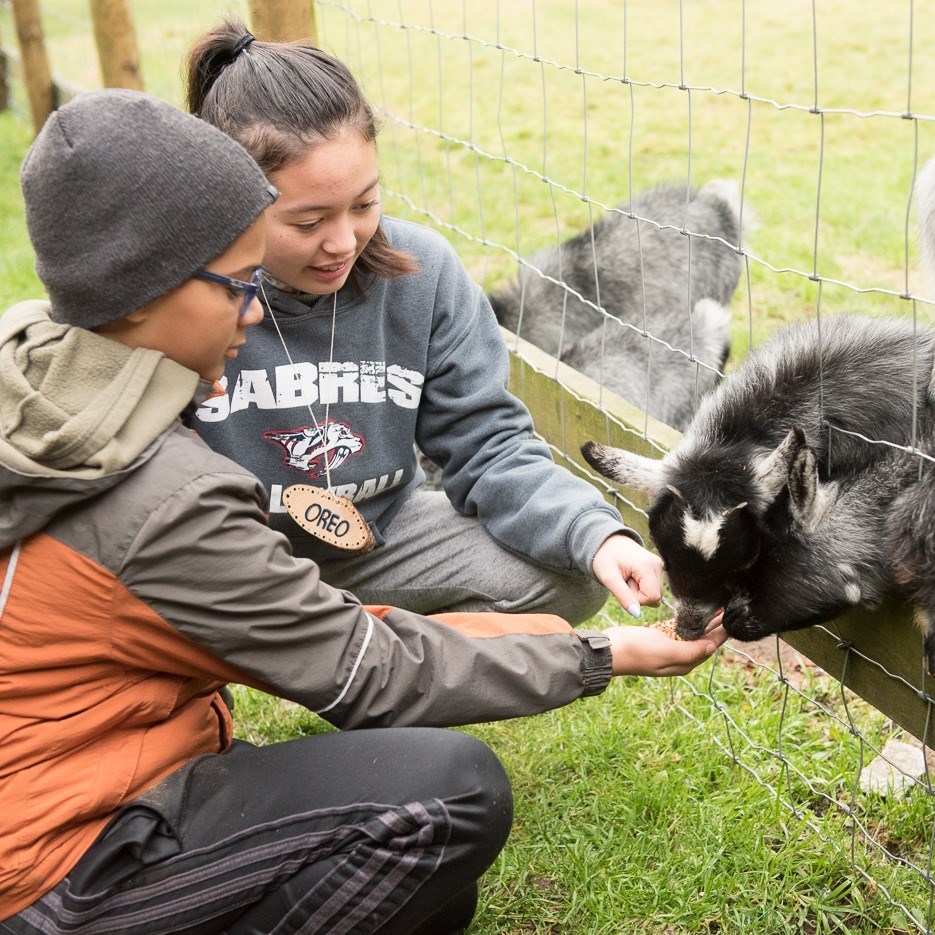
[10,0,54,132]
[248,0,317,43]
[89,0,144,90]
[0,29,9,112]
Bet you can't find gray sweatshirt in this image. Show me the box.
[195,217,633,568]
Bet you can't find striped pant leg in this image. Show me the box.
[1,728,512,935]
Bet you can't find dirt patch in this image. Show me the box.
[721,636,827,689]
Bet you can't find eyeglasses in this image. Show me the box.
[193,268,264,317]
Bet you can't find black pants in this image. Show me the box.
[2,728,512,934]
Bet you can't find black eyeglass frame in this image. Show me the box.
[193,268,264,317]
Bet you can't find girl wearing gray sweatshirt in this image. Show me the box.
[187,20,664,625]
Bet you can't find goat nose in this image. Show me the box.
[673,602,711,640]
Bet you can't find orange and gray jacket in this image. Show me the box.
[0,301,613,919]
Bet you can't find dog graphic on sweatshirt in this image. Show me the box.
[264,421,365,479]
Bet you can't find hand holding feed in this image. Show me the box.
[606,614,727,677]
[592,534,664,618]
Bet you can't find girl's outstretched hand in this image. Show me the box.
[606,615,727,677]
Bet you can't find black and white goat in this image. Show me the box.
[581,314,935,671]
[488,180,745,430]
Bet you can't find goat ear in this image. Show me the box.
[754,426,807,503]
[666,484,686,503]
[788,444,817,521]
[787,444,833,531]
[723,501,748,518]
[581,442,666,495]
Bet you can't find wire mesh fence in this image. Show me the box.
[316,3,935,930]
[4,0,935,929]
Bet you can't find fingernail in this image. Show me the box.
[627,602,641,619]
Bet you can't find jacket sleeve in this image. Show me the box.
[118,467,613,729]
[415,241,637,575]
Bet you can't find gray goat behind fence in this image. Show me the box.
[488,179,745,431]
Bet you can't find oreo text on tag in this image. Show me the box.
[283,484,376,553]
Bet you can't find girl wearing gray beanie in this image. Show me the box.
[185,21,668,640]
[0,87,726,935]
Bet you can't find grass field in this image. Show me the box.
[4,0,935,337]
[2,1,935,931]
[229,652,933,935]
[311,0,935,351]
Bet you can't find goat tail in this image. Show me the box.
[691,297,732,373]
[698,178,758,246]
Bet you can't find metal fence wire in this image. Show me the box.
[313,3,935,931]
[4,0,935,930]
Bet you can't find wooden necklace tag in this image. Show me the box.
[283,485,376,554]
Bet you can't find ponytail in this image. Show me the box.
[185,18,418,290]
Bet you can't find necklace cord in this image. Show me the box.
[260,283,339,491]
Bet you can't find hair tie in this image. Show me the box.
[232,33,256,58]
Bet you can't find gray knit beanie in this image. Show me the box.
[20,88,277,329]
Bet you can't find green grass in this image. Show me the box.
[228,651,933,934]
[0,110,41,304]
[5,0,935,342]
[3,2,935,931]
[218,585,935,932]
